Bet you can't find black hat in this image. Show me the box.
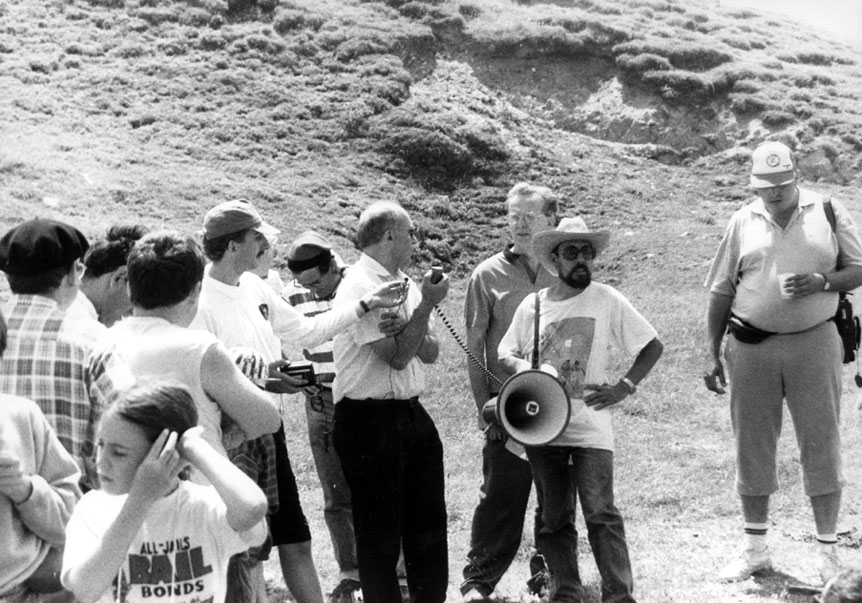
[286,231,333,273]
[0,219,89,276]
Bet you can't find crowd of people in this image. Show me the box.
[1,139,861,603]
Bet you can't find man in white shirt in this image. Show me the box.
[331,201,449,603]
[193,200,405,603]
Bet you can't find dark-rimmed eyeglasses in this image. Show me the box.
[555,244,595,261]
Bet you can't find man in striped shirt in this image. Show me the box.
[283,231,360,603]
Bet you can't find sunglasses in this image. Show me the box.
[555,243,596,261]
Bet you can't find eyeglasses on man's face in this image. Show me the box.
[555,243,596,261]
[508,211,543,225]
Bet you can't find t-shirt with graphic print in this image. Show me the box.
[498,282,657,450]
[61,481,266,603]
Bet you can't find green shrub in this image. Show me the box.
[381,128,474,179]
[371,104,509,189]
[792,105,813,119]
[720,36,749,50]
[458,3,481,19]
[537,16,587,34]
[335,37,393,62]
[761,110,794,127]
[729,93,768,114]
[197,32,227,49]
[133,8,179,25]
[616,52,672,75]
[731,79,759,93]
[180,7,211,25]
[399,3,430,19]
[613,39,731,71]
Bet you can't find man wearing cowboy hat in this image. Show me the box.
[704,140,862,584]
[498,217,663,603]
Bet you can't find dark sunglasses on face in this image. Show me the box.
[556,244,596,261]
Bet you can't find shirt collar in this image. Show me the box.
[357,253,404,280]
[503,244,521,263]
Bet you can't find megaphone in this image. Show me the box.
[482,369,571,446]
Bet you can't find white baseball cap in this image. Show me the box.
[750,141,796,188]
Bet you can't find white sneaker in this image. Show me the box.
[718,546,772,582]
[817,546,842,584]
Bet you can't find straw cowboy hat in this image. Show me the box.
[533,217,611,276]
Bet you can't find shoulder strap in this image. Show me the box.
[822,196,846,288]
[824,196,836,233]
[531,292,541,369]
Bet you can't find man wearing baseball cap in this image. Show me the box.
[0,218,115,489]
[191,201,406,603]
[704,140,862,583]
[498,217,663,603]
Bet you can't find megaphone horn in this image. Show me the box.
[482,369,571,447]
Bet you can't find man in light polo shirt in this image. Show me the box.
[704,140,862,584]
[461,182,557,601]
[331,201,449,603]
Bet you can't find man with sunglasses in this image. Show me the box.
[704,141,862,584]
[461,182,557,601]
[499,217,663,603]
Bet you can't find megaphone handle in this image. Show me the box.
[531,293,541,370]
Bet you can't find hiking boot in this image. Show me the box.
[718,546,772,582]
[330,579,362,603]
[817,546,842,584]
[526,569,551,597]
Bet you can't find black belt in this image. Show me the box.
[340,396,420,406]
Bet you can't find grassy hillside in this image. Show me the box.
[3,0,862,601]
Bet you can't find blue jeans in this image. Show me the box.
[461,437,549,595]
[526,447,635,603]
[305,389,359,580]
[333,398,448,603]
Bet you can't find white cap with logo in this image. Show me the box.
[750,141,796,189]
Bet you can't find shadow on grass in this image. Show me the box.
[743,568,819,602]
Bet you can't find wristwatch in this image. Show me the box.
[620,377,637,395]
[821,273,832,291]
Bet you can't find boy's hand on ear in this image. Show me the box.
[130,430,185,505]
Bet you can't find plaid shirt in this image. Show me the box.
[0,294,123,484]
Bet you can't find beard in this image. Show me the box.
[560,263,591,289]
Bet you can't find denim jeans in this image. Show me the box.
[333,398,448,603]
[305,389,359,581]
[461,436,548,595]
[526,447,635,603]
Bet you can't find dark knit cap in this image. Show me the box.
[0,219,89,275]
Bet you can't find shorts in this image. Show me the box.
[726,321,844,496]
[268,425,312,545]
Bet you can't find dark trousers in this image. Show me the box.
[527,447,634,603]
[333,398,448,603]
[461,437,547,595]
